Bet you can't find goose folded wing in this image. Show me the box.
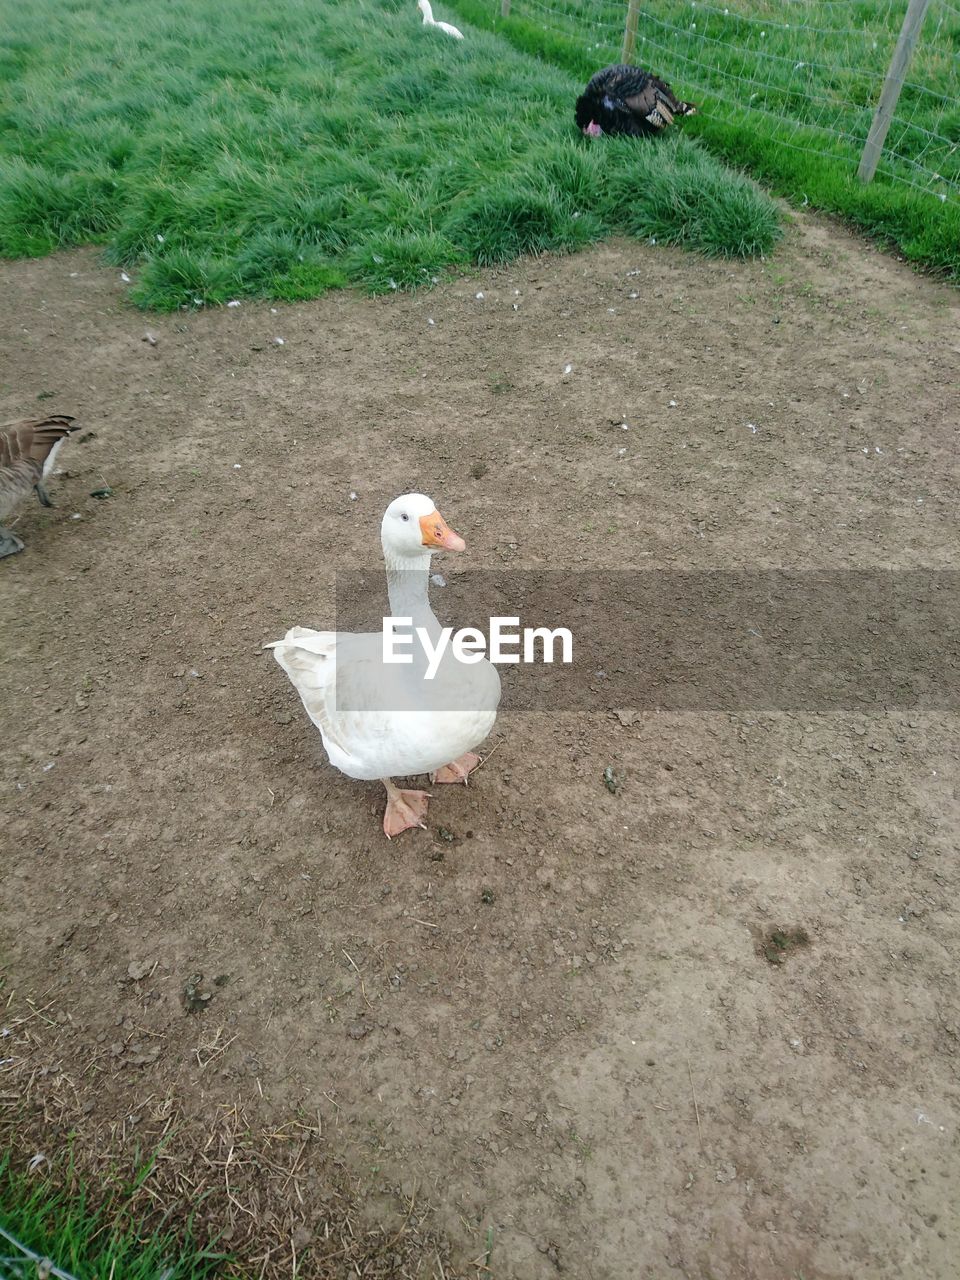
[0,421,42,479]
[28,417,77,467]
[0,422,48,513]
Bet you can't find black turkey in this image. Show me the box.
[575,65,697,138]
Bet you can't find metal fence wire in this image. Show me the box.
[0,1226,81,1280]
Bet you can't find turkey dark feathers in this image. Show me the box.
[575,64,697,137]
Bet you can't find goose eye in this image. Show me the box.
[400,513,409,522]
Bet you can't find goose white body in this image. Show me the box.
[269,625,498,781]
[267,494,499,833]
[417,0,464,38]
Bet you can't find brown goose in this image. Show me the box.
[0,415,79,558]
[575,64,697,138]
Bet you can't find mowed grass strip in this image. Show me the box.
[0,0,780,308]
[447,0,960,280]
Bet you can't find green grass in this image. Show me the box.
[0,0,780,309]
[446,0,960,280]
[0,1150,227,1279]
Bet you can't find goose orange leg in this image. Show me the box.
[430,752,481,785]
[381,778,431,838]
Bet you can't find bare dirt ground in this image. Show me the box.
[2,215,960,1280]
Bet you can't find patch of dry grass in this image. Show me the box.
[0,988,464,1279]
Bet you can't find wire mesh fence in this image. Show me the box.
[496,0,960,207]
[0,1224,80,1280]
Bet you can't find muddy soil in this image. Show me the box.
[2,216,959,1279]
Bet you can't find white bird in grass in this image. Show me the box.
[417,0,464,39]
[267,494,500,838]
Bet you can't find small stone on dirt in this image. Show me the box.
[716,1162,737,1183]
[125,1046,161,1067]
[603,765,622,794]
[291,1225,312,1251]
[348,1018,374,1040]
[127,959,153,980]
[760,925,811,965]
[182,973,213,1012]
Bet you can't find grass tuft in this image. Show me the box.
[602,136,782,259]
[0,0,783,308]
[0,159,120,255]
[444,181,602,265]
[345,229,464,293]
[0,1150,227,1280]
[129,248,236,311]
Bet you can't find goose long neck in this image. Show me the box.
[419,0,434,22]
[385,553,439,637]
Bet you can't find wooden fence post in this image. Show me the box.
[858,0,932,183]
[622,0,640,64]
[501,0,511,17]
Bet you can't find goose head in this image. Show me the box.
[381,493,465,564]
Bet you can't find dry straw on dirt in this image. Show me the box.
[1,991,463,1279]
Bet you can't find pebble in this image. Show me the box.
[291,1226,312,1251]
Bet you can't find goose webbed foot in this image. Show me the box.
[35,482,53,508]
[430,751,481,785]
[0,527,25,558]
[382,779,431,838]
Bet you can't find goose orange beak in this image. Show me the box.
[420,509,465,552]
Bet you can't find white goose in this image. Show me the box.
[416,0,464,39]
[267,494,500,837]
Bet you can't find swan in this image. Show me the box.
[417,0,464,39]
[575,64,697,137]
[0,415,79,558]
[267,494,500,837]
